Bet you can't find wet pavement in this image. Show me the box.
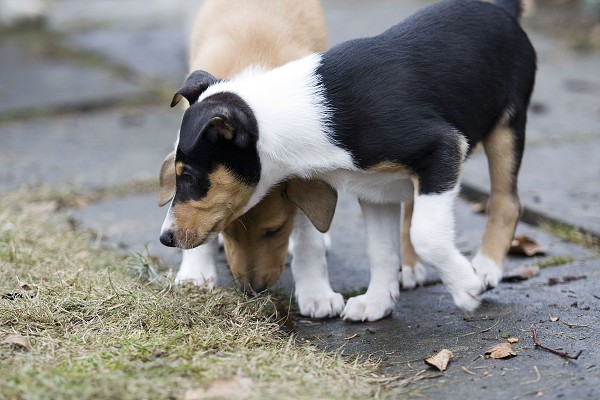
[1,0,599,398]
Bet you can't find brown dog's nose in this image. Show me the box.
[241,278,267,295]
[160,230,176,247]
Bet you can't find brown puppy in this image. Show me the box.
[159,0,329,293]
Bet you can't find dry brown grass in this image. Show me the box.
[0,188,386,399]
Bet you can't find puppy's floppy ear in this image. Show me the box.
[286,178,337,233]
[158,151,176,206]
[171,70,217,107]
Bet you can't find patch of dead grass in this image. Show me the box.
[0,188,384,399]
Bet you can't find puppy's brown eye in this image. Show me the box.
[263,226,283,238]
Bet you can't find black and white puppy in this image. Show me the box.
[161,0,536,321]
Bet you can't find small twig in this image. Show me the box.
[531,327,582,360]
[343,333,359,340]
[457,319,500,343]
[480,319,500,333]
[512,389,546,400]
[561,321,593,328]
[461,366,477,376]
[520,365,541,385]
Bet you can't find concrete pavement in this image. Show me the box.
[1,0,599,398]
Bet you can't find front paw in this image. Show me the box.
[472,251,503,290]
[341,291,398,322]
[296,289,345,318]
[446,272,484,313]
[174,271,216,288]
[399,261,427,289]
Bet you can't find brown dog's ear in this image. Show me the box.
[286,178,337,233]
[171,70,218,107]
[158,151,176,206]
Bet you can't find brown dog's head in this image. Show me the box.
[221,183,296,292]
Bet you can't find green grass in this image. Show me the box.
[0,188,387,399]
[540,222,599,250]
[532,255,575,269]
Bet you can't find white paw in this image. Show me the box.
[341,291,398,322]
[399,262,427,289]
[445,272,484,313]
[174,271,216,288]
[296,289,345,318]
[472,251,503,289]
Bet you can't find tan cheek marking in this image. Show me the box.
[175,161,184,176]
[172,166,255,247]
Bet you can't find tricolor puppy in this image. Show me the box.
[159,0,346,317]
[161,0,536,321]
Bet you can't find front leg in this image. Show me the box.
[291,211,344,318]
[174,240,218,288]
[341,201,401,322]
[410,186,484,313]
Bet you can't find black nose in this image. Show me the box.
[160,230,176,247]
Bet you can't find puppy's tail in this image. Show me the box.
[493,0,522,19]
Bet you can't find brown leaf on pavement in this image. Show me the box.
[509,235,546,257]
[485,342,516,359]
[1,334,31,351]
[424,349,453,371]
[502,264,540,282]
[184,376,253,400]
[507,337,519,344]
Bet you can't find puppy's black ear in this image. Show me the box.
[171,70,217,107]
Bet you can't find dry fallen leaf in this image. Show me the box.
[502,264,540,282]
[184,376,253,400]
[485,342,516,359]
[424,349,453,371]
[509,235,546,257]
[471,202,486,214]
[507,337,519,344]
[1,334,31,351]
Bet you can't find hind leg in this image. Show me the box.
[473,112,525,288]
[399,200,427,289]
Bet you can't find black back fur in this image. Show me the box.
[317,0,536,194]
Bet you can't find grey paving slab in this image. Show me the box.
[463,138,600,237]
[67,27,188,86]
[323,0,425,46]
[47,0,200,32]
[299,259,600,400]
[0,106,178,191]
[0,40,143,115]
